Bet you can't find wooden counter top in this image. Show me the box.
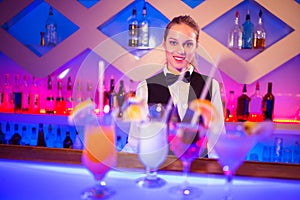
[1,144,300,180]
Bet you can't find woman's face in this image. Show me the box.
[163,23,198,74]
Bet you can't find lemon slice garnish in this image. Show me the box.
[189,99,219,127]
[68,99,95,125]
[122,97,147,122]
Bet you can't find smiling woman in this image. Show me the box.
[122,15,225,156]
[163,15,199,74]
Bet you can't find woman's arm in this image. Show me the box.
[207,79,226,158]
[121,80,148,153]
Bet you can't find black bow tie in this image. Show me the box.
[166,71,191,86]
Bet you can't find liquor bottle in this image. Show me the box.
[46,124,56,148]
[0,123,6,144]
[237,84,250,121]
[63,131,73,149]
[55,79,66,114]
[75,79,82,104]
[128,7,139,47]
[253,9,266,49]
[5,122,11,142]
[226,90,237,122]
[249,82,263,121]
[29,77,40,113]
[219,83,227,119]
[108,77,117,111]
[117,80,126,118]
[45,6,57,46]
[228,10,242,49]
[9,124,21,145]
[20,126,30,146]
[54,127,63,148]
[45,76,55,114]
[65,76,73,114]
[30,127,37,146]
[273,137,283,162]
[126,79,136,98]
[242,10,254,49]
[13,74,22,112]
[95,80,109,113]
[139,3,149,47]
[73,131,83,150]
[262,82,275,120]
[37,123,47,147]
[2,74,14,112]
[0,77,3,110]
[21,75,30,112]
[40,32,45,46]
[86,81,93,101]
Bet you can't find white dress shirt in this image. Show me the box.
[122,66,225,158]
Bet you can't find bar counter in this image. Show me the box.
[1,145,300,200]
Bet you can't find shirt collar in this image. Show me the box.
[163,64,194,76]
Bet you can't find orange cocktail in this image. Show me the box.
[80,115,117,199]
[82,122,117,180]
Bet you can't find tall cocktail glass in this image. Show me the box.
[136,121,168,188]
[80,112,117,199]
[68,100,117,199]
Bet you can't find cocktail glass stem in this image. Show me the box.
[145,167,158,181]
[82,177,114,199]
[182,161,191,187]
[136,167,166,188]
[223,167,233,200]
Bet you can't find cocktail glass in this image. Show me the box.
[168,122,207,199]
[136,121,169,188]
[214,126,257,200]
[80,113,117,199]
[68,96,118,199]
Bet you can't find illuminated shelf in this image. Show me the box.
[202,0,294,61]
[1,1,79,57]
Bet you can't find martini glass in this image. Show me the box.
[214,125,257,200]
[168,122,208,199]
[136,120,168,188]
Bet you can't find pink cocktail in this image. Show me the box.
[169,122,207,199]
[214,133,256,180]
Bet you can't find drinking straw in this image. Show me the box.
[162,72,185,123]
[98,61,104,115]
[190,65,217,125]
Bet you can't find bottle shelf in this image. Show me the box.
[2,1,79,57]
[25,44,54,57]
[202,0,294,62]
[229,48,264,61]
[98,0,169,58]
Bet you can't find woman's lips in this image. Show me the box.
[173,56,185,61]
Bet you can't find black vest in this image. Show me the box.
[146,71,212,123]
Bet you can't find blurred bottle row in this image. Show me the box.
[247,136,300,164]
[0,120,128,151]
[0,74,136,116]
[0,121,81,149]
